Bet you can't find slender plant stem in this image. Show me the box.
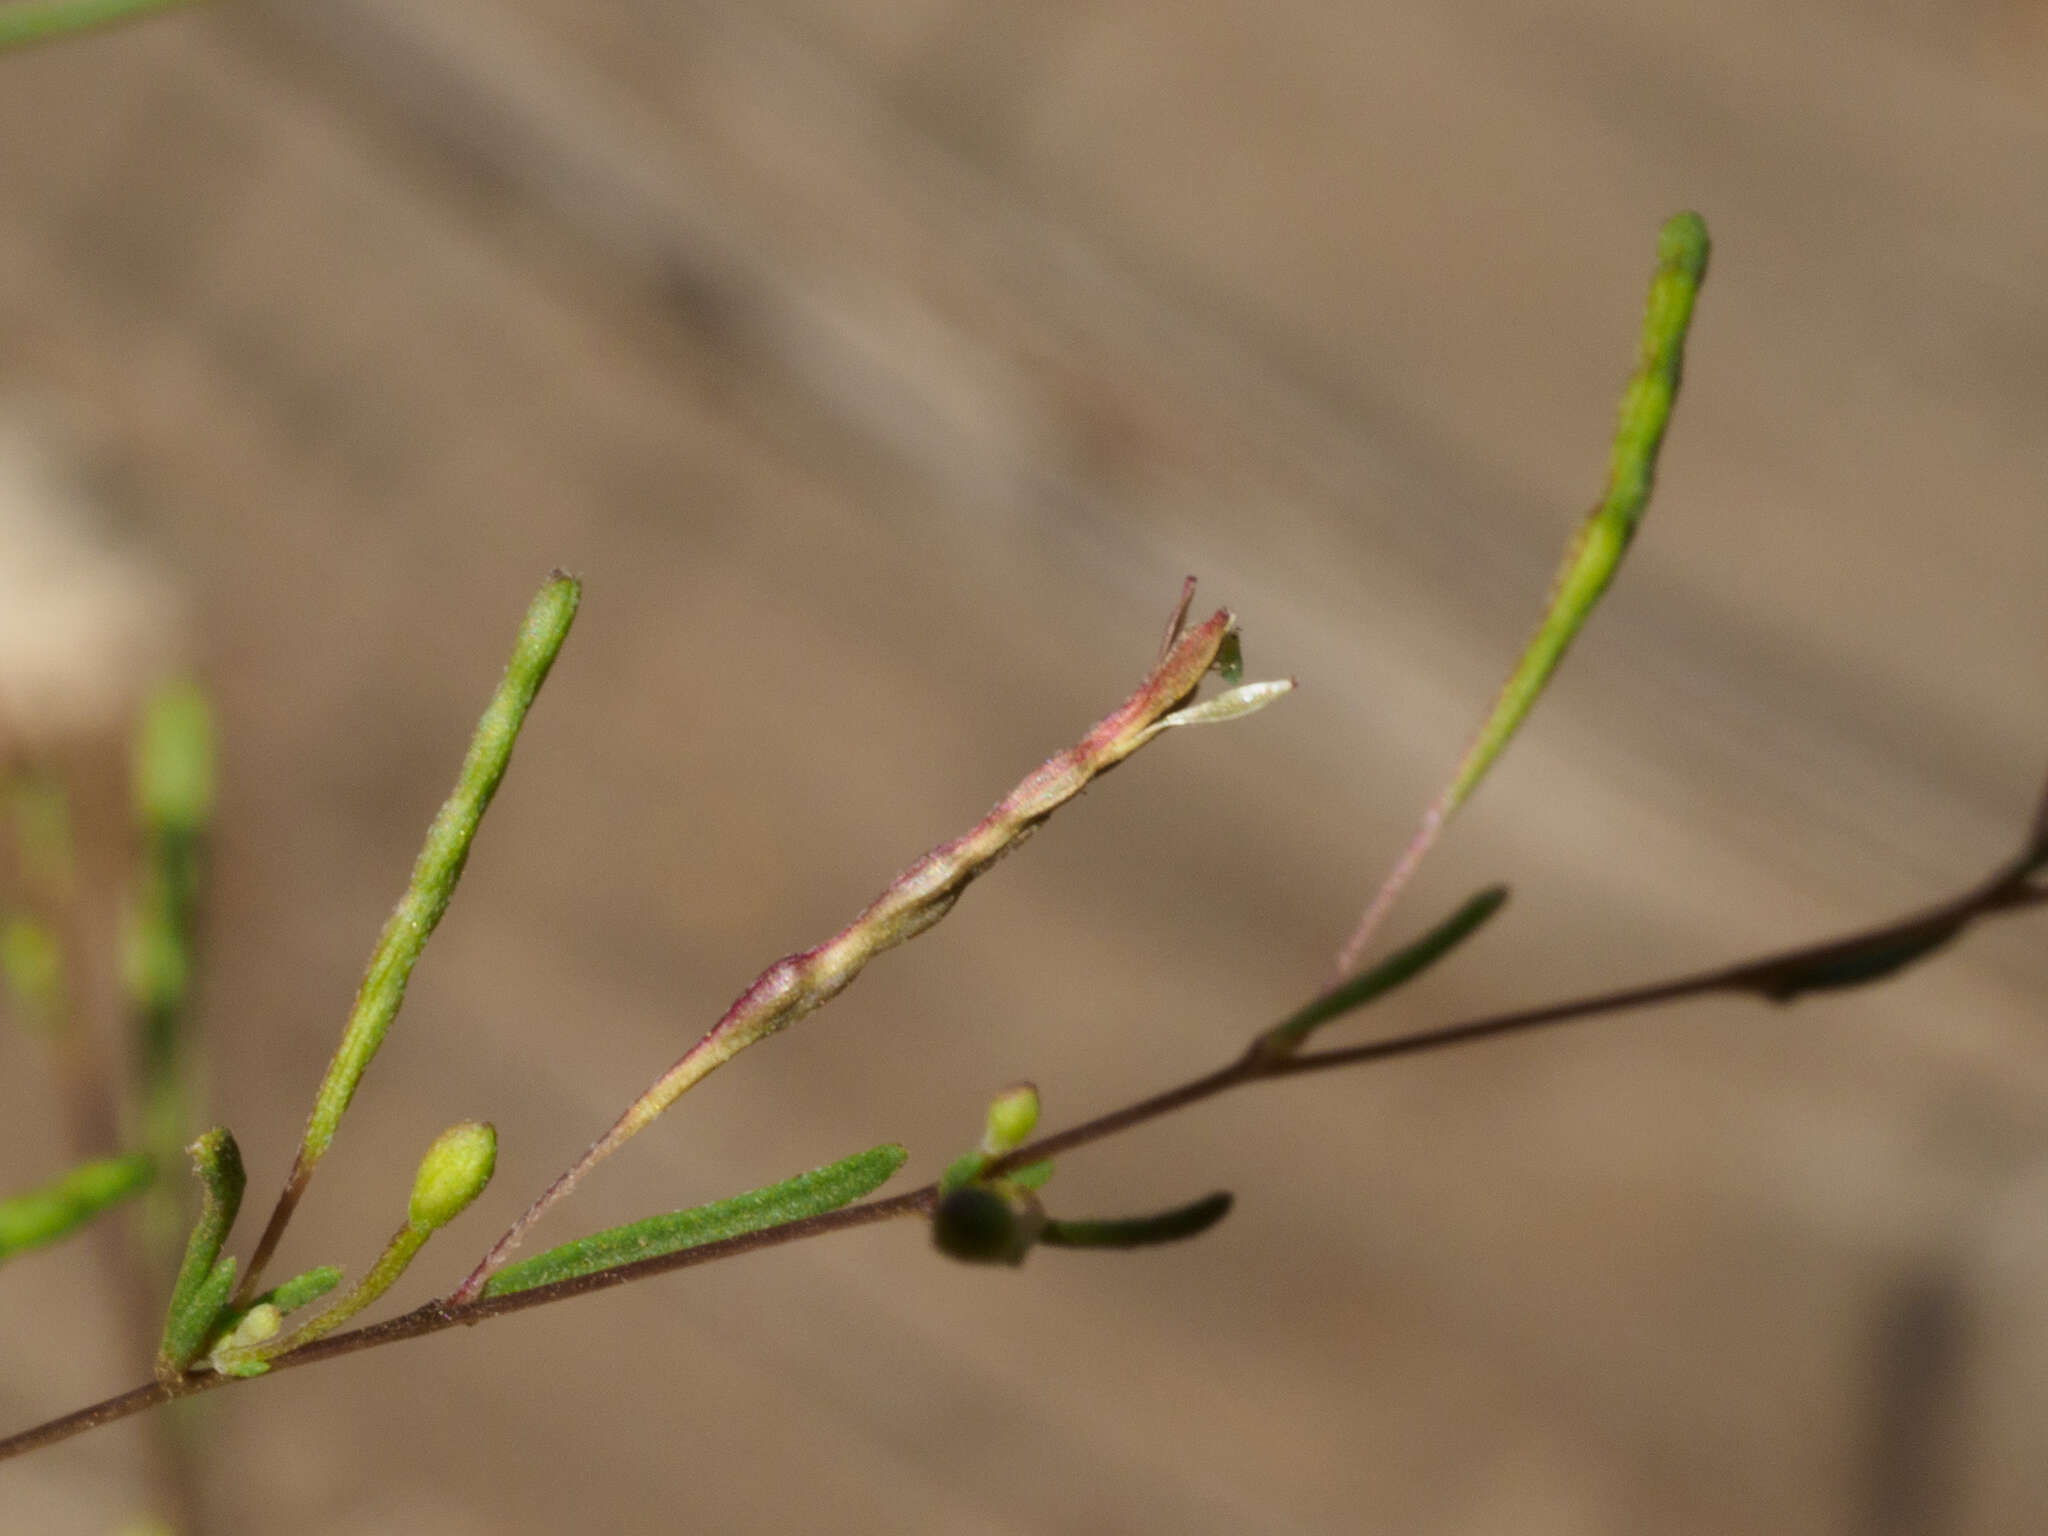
[7,837,2040,1465]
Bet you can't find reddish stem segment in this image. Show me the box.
[453,603,1240,1301]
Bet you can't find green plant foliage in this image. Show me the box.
[1269,886,1509,1053]
[1040,1192,1235,1250]
[253,1265,344,1315]
[158,1255,235,1375]
[1443,212,1708,817]
[0,0,197,52]
[0,1153,154,1265]
[408,1122,498,1233]
[1758,925,1964,1001]
[156,1129,243,1374]
[1338,213,1709,973]
[298,577,579,1174]
[931,1184,1040,1266]
[482,1144,909,1298]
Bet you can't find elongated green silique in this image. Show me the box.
[1447,211,1709,813]
[1339,213,1709,975]
[0,1153,154,1265]
[1269,886,1508,1053]
[0,0,196,51]
[481,1143,908,1298]
[297,578,579,1175]
[156,1128,243,1374]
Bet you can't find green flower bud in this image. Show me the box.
[932,1184,1042,1267]
[408,1122,496,1233]
[134,681,214,836]
[981,1082,1040,1157]
[214,1302,282,1356]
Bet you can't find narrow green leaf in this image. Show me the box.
[939,1151,986,1195]
[255,1264,344,1316]
[298,576,579,1173]
[211,1263,346,1350]
[156,1129,243,1373]
[158,1253,236,1372]
[1757,924,1962,1002]
[1271,886,1508,1052]
[1040,1192,1234,1250]
[0,1153,153,1264]
[1007,1160,1055,1190]
[0,0,198,51]
[482,1143,907,1298]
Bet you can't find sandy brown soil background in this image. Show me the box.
[2,2,2047,1532]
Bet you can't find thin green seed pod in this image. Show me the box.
[299,579,578,1172]
[1338,213,1709,974]
[481,1144,908,1298]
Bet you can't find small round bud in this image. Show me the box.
[219,1302,281,1353]
[932,1185,1042,1267]
[981,1082,1040,1157]
[408,1121,497,1232]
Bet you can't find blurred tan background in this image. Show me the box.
[2,2,2047,1532]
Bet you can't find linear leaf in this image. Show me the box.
[158,1254,235,1372]
[1269,886,1508,1052]
[482,1143,907,1298]
[156,1129,243,1374]
[0,1153,153,1264]
[1040,1192,1234,1250]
